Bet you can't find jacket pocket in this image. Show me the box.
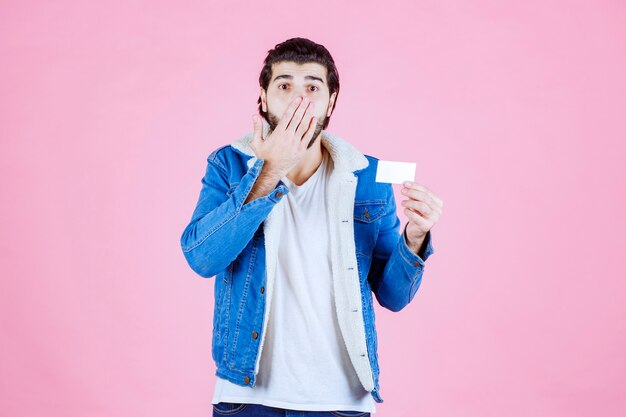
[353,200,386,257]
[354,200,386,223]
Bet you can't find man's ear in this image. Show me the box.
[260,88,267,112]
[327,92,337,117]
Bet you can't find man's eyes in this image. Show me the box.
[278,84,319,92]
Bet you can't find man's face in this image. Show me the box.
[260,61,337,149]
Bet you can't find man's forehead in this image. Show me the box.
[270,61,327,82]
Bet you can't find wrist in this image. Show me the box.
[404,226,426,255]
[261,161,285,179]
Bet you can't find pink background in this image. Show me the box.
[1,1,625,416]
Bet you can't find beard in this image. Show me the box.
[266,109,326,150]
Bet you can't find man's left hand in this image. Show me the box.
[400,181,443,252]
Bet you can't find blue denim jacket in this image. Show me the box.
[180,122,435,404]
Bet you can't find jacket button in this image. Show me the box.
[413,261,420,266]
[276,191,283,197]
[252,331,258,339]
[364,208,370,218]
[260,286,265,294]
[243,376,250,384]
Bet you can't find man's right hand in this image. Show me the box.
[249,95,318,177]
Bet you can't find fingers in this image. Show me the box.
[401,188,440,213]
[404,207,430,228]
[277,96,304,131]
[250,114,263,151]
[298,115,318,151]
[294,100,316,139]
[287,97,314,133]
[401,199,433,218]
[402,182,444,209]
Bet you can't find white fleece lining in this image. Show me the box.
[230,120,375,393]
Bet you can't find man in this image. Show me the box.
[180,37,443,417]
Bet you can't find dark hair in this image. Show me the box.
[257,37,340,130]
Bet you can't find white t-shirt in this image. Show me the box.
[211,148,376,413]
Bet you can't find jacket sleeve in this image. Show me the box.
[180,151,289,278]
[367,183,435,312]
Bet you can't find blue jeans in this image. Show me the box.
[212,402,371,417]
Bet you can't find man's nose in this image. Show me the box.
[292,90,311,101]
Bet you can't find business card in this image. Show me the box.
[375,160,416,184]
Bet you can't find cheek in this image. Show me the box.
[313,100,329,117]
[266,100,287,116]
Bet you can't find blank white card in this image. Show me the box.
[375,160,416,184]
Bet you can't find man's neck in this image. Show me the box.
[285,136,326,186]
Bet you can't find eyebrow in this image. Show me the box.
[272,74,325,84]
